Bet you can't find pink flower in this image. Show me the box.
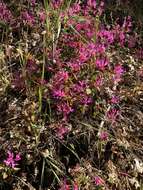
[87,0,97,9]
[95,76,103,88]
[99,131,108,141]
[95,176,104,186]
[68,3,81,16]
[80,95,92,105]
[107,108,119,122]
[39,11,46,22]
[56,126,69,139]
[96,58,108,70]
[110,95,120,104]
[73,182,78,190]
[30,0,36,6]
[57,103,74,119]
[0,2,13,24]
[114,65,124,74]
[4,151,21,168]
[51,0,63,9]
[22,11,35,26]
[113,64,124,82]
[56,71,69,82]
[98,29,114,44]
[53,89,66,99]
[59,178,70,190]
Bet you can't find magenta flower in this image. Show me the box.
[73,182,78,190]
[4,151,21,168]
[98,29,114,44]
[57,103,74,119]
[39,11,46,22]
[96,58,108,70]
[0,2,13,24]
[59,178,70,190]
[113,64,124,82]
[107,108,119,122]
[56,126,69,139]
[94,176,104,186]
[110,95,120,104]
[115,64,124,73]
[87,0,97,9]
[95,76,103,88]
[55,71,69,83]
[53,89,66,99]
[51,0,63,9]
[22,11,35,26]
[99,131,108,141]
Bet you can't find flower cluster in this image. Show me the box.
[0,2,13,24]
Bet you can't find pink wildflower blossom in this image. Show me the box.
[113,64,124,82]
[99,131,108,141]
[59,179,70,190]
[56,126,69,139]
[53,89,66,99]
[22,11,35,26]
[95,176,104,186]
[98,29,114,44]
[119,31,125,46]
[110,95,120,104]
[95,76,103,88]
[39,11,46,22]
[73,182,78,190]
[96,58,109,70]
[107,108,119,122]
[57,103,74,119]
[4,151,21,168]
[51,0,63,9]
[0,2,13,24]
